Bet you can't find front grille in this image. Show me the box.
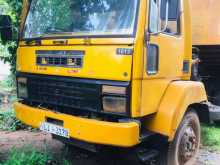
[25,75,102,112]
[36,56,83,68]
[36,50,84,68]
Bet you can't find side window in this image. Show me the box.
[149,0,181,35]
[149,0,159,33]
[161,0,181,35]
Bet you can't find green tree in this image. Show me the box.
[0,0,22,74]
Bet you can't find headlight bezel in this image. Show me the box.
[102,96,127,114]
[102,85,127,95]
[102,85,130,116]
[17,77,28,99]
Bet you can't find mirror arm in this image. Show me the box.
[144,30,151,44]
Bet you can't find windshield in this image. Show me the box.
[23,0,139,39]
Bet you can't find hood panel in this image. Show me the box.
[17,45,133,81]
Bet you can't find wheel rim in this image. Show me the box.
[178,124,199,165]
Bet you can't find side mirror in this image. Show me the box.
[0,15,13,43]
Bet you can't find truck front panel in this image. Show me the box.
[17,44,133,81]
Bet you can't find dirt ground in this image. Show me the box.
[0,131,220,165]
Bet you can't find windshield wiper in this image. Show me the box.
[24,28,70,44]
[45,28,68,35]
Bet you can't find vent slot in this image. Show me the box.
[26,75,102,112]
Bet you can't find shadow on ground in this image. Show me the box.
[0,131,220,165]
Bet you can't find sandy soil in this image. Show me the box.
[0,131,220,165]
[0,131,64,160]
[197,147,220,165]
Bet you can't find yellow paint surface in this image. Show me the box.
[15,102,140,147]
[146,81,207,140]
[192,0,220,45]
[17,44,133,81]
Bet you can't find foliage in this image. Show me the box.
[0,147,52,165]
[201,124,220,150]
[0,110,26,131]
[1,42,17,74]
[0,0,22,74]
[0,42,10,59]
[0,146,71,165]
[0,75,16,91]
[5,0,23,20]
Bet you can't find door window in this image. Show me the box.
[149,0,181,35]
[149,0,159,33]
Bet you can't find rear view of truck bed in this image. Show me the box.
[192,0,220,46]
[192,0,220,105]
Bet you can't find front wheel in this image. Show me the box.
[159,110,201,165]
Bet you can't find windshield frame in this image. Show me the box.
[21,0,140,40]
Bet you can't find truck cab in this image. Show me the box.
[0,0,217,164]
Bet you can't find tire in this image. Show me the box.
[158,110,201,165]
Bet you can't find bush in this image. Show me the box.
[201,124,220,150]
[0,75,16,92]
[0,147,71,165]
[0,110,26,131]
[0,147,52,165]
[0,0,23,74]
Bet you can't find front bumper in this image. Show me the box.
[14,102,140,147]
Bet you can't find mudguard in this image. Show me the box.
[146,81,207,141]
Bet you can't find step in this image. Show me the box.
[140,130,155,142]
[208,103,220,122]
[136,148,159,163]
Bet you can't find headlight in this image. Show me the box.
[102,85,126,95]
[17,77,28,98]
[103,96,127,114]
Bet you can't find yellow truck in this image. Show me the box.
[1,0,220,164]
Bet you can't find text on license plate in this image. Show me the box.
[40,122,69,138]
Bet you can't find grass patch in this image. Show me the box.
[201,124,220,150]
[0,147,71,165]
[1,147,51,165]
[0,110,26,131]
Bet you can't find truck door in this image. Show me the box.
[140,0,185,116]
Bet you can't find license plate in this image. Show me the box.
[40,122,69,138]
